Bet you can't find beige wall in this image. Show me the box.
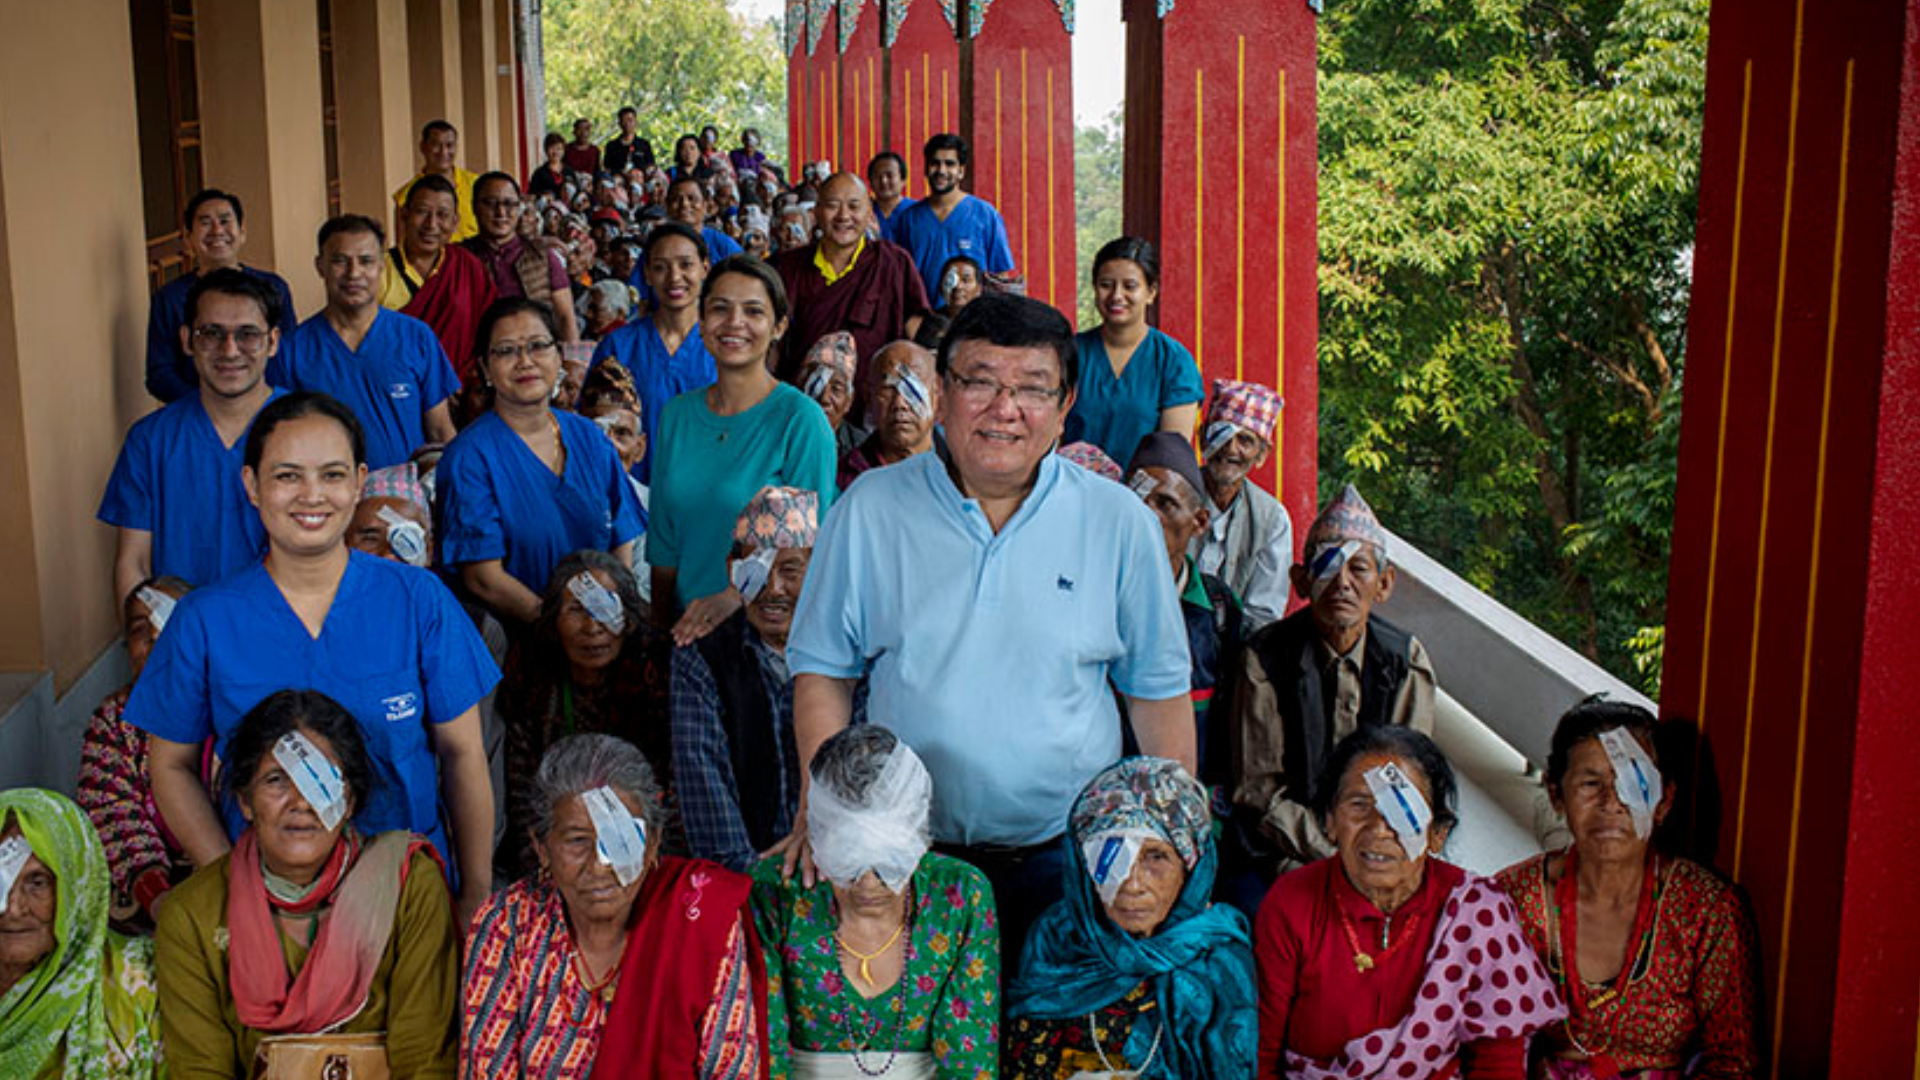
[0,0,149,687]
[408,0,465,145]
[494,0,522,180]
[332,0,417,218]
[199,0,329,317]
[459,0,500,169]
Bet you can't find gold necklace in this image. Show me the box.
[833,919,906,989]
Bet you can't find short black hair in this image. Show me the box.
[1093,235,1161,287]
[618,106,637,120]
[644,220,709,262]
[404,173,459,211]
[1546,695,1661,791]
[184,188,244,229]
[244,390,367,471]
[185,267,282,331]
[421,119,456,140]
[702,254,790,324]
[912,311,951,351]
[225,689,374,818]
[1311,725,1461,834]
[924,133,969,167]
[867,151,908,181]
[475,171,521,198]
[668,175,708,199]
[316,214,385,252]
[544,131,566,150]
[937,292,1076,390]
[474,297,561,364]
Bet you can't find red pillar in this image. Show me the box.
[1124,0,1317,535]
[963,0,1076,323]
[1659,0,1920,1073]
[786,1,807,166]
[883,0,962,197]
[837,0,885,174]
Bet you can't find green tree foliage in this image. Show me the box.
[543,0,788,163]
[1316,0,1706,691]
[1074,109,1126,329]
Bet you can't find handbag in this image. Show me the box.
[250,1031,390,1080]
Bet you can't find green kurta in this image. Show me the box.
[153,845,460,1078]
[750,853,1000,1080]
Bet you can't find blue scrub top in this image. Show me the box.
[1063,327,1206,465]
[892,195,1017,300]
[124,551,500,864]
[877,197,918,244]
[632,227,743,309]
[146,266,298,403]
[589,317,717,482]
[97,389,284,587]
[269,308,458,469]
[436,408,645,595]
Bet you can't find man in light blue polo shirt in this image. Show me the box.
[891,134,1017,300]
[784,292,1195,961]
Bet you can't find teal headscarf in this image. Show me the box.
[1006,758,1257,1079]
[0,788,163,1078]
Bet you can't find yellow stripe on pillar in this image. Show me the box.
[1021,50,1030,274]
[1047,64,1056,310]
[1276,69,1285,503]
[1194,69,1204,373]
[868,55,877,163]
[1236,36,1246,382]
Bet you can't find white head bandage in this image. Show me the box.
[591,412,626,437]
[730,546,778,603]
[1202,420,1242,460]
[808,742,933,893]
[136,586,177,636]
[1128,472,1162,501]
[939,268,964,299]
[273,732,349,831]
[582,785,649,886]
[375,507,429,567]
[1308,540,1366,600]
[567,572,626,634]
[1364,762,1433,862]
[886,369,933,420]
[0,835,31,917]
[802,365,835,403]
[1598,728,1662,839]
[1081,827,1162,906]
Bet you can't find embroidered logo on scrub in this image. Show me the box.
[382,692,419,723]
[387,383,414,400]
[1364,762,1433,862]
[566,572,626,634]
[0,835,31,916]
[1597,727,1662,839]
[272,731,349,831]
[583,785,648,887]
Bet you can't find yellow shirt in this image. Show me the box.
[392,166,481,243]
[811,236,866,286]
[378,247,443,310]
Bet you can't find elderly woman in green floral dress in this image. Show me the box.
[751,725,1000,1079]
[0,787,165,1078]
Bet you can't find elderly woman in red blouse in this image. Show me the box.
[1255,725,1563,1079]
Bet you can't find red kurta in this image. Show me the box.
[1255,857,1527,1080]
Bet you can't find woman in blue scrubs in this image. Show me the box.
[1062,237,1205,464]
[436,297,644,627]
[128,391,501,925]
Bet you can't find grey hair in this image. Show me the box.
[587,279,633,320]
[809,724,898,806]
[530,733,665,841]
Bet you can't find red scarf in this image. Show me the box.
[399,244,496,388]
[227,829,442,1033]
[588,856,771,1080]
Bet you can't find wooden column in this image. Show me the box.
[406,0,463,141]
[1659,0,1920,1074]
[329,0,414,219]
[458,0,499,170]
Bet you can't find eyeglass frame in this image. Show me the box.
[943,369,1067,413]
[188,324,273,354]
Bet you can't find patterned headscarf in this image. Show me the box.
[733,486,821,551]
[1057,441,1123,481]
[360,463,430,524]
[1068,757,1212,870]
[0,789,161,1078]
[1204,379,1283,446]
[1305,483,1389,558]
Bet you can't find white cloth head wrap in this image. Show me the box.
[808,741,933,893]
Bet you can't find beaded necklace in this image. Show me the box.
[830,883,917,1077]
[1548,849,1663,1078]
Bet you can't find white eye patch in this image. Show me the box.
[729,547,778,603]
[273,732,348,831]
[1128,472,1162,501]
[1081,828,1160,906]
[886,369,933,420]
[1202,420,1241,459]
[940,268,963,297]
[1364,763,1433,862]
[583,785,648,886]
[566,572,626,634]
[0,836,31,916]
[802,365,836,403]
[1598,728,1662,839]
[136,586,177,636]
[375,508,429,567]
[1308,540,1365,599]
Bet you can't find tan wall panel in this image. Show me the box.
[459,0,499,169]
[407,0,464,148]
[494,0,521,180]
[0,0,148,685]
[331,0,416,222]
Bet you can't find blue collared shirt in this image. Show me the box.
[788,451,1191,845]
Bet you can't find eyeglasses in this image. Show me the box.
[946,371,1063,411]
[190,325,270,353]
[475,196,522,212]
[487,338,559,362]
